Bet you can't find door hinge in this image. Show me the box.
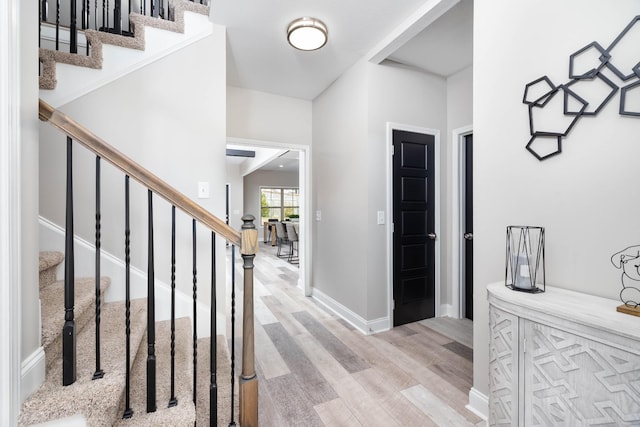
[392,145,395,156]
[392,300,395,309]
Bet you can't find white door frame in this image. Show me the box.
[1,0,22,423]
[386,122,441,326]
[450,125,473,319]
[227,137,312,296]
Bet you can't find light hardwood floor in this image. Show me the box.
[231,242,485,426]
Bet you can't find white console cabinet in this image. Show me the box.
[488,282,640,426]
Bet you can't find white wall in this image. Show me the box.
[20,0,42,401]
[226,163,244,230]
[367,61,448,319]
[39,27,227,309]
[227,86,312,146]
[474,0,640,400]
[444,65,473,306]
[243,169,299,223]
[313,60,369,318]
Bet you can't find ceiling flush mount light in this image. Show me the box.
[287,17,328,51]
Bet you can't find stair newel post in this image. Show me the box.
[210,231,217,425]
[168,205,177,407]
[229,245,236,427]
[239,215,259,427]
[62,136,77,386]
[192,219,198,404]
[93,156,104,380]
[70,0,77,53]
[113,0,121,34]
[123,175,133,419]
[147,190,157,413]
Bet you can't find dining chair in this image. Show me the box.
[274,221,289,258]
[285,222,299,264]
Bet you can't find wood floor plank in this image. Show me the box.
[378,392,440,427]
[314,398,363,427]
[405,321,456,345]
[420,317,473,348]
[261,374,325,427]
[254,322,290,380]
[294,332,401,427]
[256,364,287,427]
[444,340,473,362]
[263,322,338,406]
[261,295,308,337]
[401,384,474,427]
[293,311,369,374]
[254,292,279,325]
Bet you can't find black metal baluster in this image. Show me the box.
[128,0,132,34]
[85,0,90,55]
[147,190,157,413]
[113,0,121,34]
[93,157,104,380]
[143,0,146,16]
[106,0,109,30]
[123,176,133,419]
[168,206,177,408]
[229,245,236,427]
[94,0,97,30]
[56,0,60,50]
[139,0,142,16]
[210,232,217,424]
[42,0,48,22]
[62,137,77,386]
[70,0,78,53]
[102,0,105,30]
[82,0,87,28]
[192,219,198,404]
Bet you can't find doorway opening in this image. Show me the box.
[225,137,311,296]
[451,126,473,320]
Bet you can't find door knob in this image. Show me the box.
[428,233,437,240]
[464,233,473,240]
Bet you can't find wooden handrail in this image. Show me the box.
[39,99,242,247]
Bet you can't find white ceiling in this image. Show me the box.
[210,0,473,100]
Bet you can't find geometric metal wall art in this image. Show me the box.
[523,15,640,160]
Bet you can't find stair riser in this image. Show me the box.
[39,266,59,289]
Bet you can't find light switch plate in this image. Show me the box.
[197,182,210,199]
[377,211,385,225]
[316,210,322,221]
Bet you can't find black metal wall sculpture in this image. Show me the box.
[523,15,640,160]
[611,245,640,307]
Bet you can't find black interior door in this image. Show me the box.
[393,129,436,327]
[463,134,473,320]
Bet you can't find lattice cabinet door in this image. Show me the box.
[522,320,640,426]
[489,306,520,426]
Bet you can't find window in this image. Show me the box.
[260,187,299,224]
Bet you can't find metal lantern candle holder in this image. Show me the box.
[505,226,545,293]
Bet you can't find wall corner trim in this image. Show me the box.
[467,387,489,421]
[21,346,45,403]
[311,287,391,335]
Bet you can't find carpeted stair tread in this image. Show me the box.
[39,251,64,288]
[196,335,237,426]
[19,298,148,426]
[40,277,111,369]
[39,0,209,90]
[115,317,195,426]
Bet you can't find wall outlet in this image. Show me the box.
[316,210,322,221]
[197,182,210,199]
[377,211,385,225]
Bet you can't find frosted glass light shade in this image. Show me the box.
[287,17,328,51]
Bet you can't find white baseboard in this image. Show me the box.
[467,387,489,422]
[439,303,455,317]
[311,287,390,335]
[38,217,223,338]
[21,346,45,403]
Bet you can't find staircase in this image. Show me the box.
[29,2,259,425]
[21,252,236,426]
